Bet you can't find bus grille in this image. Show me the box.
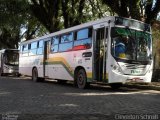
[124,64,146,69]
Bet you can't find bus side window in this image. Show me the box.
[37,40,43,55]
[51,36,59,53]
[73,28,92,50]
[59,32,73,52]
[61,32,73,43]
[22,44,28,51]
[22,44,28,56]
[76,28,92,40]
[29,42,37,56]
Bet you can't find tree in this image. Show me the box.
[152,20,160,81]
[61,0,86,28]
[21,15,48,41]
[0,0,48,49]
[30,0,61,33]
[29,0,111,32]
[102,0,160,24]
[145,0,160,23]
[0,0,28,48]
[29,0,90,32]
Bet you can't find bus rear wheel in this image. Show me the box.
[32,68,40,82]
[76,69,88,89]
[0,68,2,76]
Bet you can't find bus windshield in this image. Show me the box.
[111,27,152,62]
[4,50,19,66]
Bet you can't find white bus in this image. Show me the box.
[19,16,153,89]
[0,49,19,76]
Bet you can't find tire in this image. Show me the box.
[76,69,88,89]
[14,73,20,77]
[17,73,21,77]
[32,68,39,82]
[110,83,122,89]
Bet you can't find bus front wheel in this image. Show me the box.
[76,69,88,89]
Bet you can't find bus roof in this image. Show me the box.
[20,16,150,45]
[20,16,115,44]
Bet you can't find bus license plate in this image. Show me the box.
[127,78,142,82]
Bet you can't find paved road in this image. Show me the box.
[0,76,160,120]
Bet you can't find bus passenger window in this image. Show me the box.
[23,44,28,51]
[73,28,92,50]
[37,40,43,55]
[22,44,29,56]
[59,42,73,52]
[37,48,43,55]
[73,39,91,50]
[31,42,37,49]
[58,33,73,52]
[29,42,37,56]
[76,28,92,40]
[61,32,73,43]
[77,28,89,40]
[38,40,43,48]
[51,36,59,53]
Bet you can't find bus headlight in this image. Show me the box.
[111,65,123,74]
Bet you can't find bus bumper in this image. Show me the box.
[108,70,152,84]
[4,69,19,75]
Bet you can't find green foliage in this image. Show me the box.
[0,0,48,48]
[30,0,61,32]
[152,21,160,69]
[0,0,28,48]
[102,0,160,24]
[1,0,159,49]
[29,0,111,32]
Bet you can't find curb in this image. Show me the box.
[123,83,160,91]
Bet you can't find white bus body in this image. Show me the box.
[19,16,153,88]
[0,49,19,76]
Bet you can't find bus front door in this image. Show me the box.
[93,27,107,82]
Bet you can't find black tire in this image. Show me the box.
[76,69,88,89]
[32,68,40,82]
[14,73,20,77]
[17,73,21,77]
[110,83,122,89]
